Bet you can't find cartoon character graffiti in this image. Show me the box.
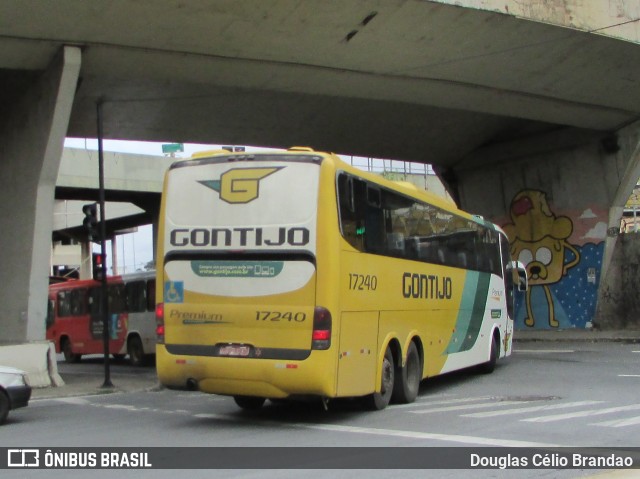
[502,190,580,328]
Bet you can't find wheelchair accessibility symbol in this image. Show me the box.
[165,281,184,303]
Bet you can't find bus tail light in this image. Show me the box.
[312,306,332,350]
[155,303,165,344]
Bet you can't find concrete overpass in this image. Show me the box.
[2,1,640,348]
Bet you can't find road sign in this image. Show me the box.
[162,143,184,154]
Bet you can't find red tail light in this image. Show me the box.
[155,303,165,344]
[312,306,332,350]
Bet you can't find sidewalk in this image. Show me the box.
[514,328,640,343]
[31,366,161,400]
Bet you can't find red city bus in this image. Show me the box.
[46,271,156,366]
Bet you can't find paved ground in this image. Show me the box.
[30,329,640,400]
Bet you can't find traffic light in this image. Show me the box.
[82,203,99,240]
[92,252,106,281]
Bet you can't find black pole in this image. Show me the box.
[97,99,113,388]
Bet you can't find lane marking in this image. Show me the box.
[409,400,531,414]
[29,397,92,406]
[462,400,604,418]
[194,413,228,420]
[298,423,563,448]
[391,396,489,410]
[523,404,640,423]
[618,374,640,377]
[592,415,640,428]
[515,349,575,354]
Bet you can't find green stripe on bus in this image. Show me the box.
[445,271,491,354]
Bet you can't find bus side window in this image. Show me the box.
[46,299,55,328]
[109,284,126,314]
[337,174,365,251]
[125,280,146,313]
[88,287,101,315]
[57,291,71,317]
[69,288,87,316]
[146,279,156,312]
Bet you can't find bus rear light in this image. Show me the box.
[312,330,330,341]
[312,306,332,350]
[155,303,165,344]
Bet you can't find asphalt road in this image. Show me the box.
[2,341,639,478]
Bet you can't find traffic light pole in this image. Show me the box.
[97,99,113,389]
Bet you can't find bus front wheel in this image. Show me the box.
[364,346,395,410]
[233,396,266,410]
[478,334,499,374]
[392,342,421,404]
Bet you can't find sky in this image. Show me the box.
[64,138,236,275]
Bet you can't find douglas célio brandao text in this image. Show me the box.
[470,452,634,469]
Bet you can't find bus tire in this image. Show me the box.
[127,335,146,367]
[392,342,421,404]
[233,396,266,410]
[62,338,81,364]
[478,334,499,374]
[364,346,395,410]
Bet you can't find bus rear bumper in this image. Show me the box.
[156,345,334,398]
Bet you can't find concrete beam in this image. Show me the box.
[0,46,81,343]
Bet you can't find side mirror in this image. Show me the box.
[508,261,528,292]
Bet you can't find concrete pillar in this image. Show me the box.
[454,128,626,330]
[0,46,81,343]
[600,121,640,280]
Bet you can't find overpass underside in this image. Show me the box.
[1,1,640,346]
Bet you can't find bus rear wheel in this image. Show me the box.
[127,335,146,366]
[364,346,395,410]
[62,338,81,363]
[233,396,266,410]
[392,342,421,404]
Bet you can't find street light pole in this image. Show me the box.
[97,99,113,388]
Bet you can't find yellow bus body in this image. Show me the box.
[156,148,517,407]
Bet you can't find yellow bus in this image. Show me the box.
[155,147,526,410]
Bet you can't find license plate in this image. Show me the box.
[219,344,251,357]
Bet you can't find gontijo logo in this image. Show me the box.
[199,167,283,204]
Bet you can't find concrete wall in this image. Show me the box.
[596,233,640,329]
[457,130,628,330]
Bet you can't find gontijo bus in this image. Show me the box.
[155,147,526,410]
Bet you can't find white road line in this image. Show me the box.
[618,374,640,377]
[193,413,229,420]
[515,349,575,354]
[462,400,605,418]
[409,400,530,414]
[522,404,640,423]
[591,416,640,428]
[391,396,489,410]
[298,423,563,448]
[103,404,138,411]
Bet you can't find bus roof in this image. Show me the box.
[173,147,497,231]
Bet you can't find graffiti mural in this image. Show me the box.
[501,190,606,330]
